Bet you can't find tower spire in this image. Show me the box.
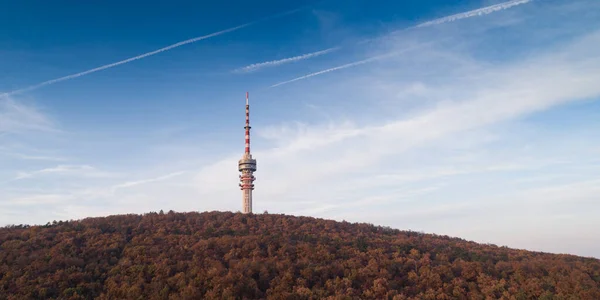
[245,92,250,154]
[238,92,257,214]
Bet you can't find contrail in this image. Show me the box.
[244,0,533,75]
[269,56,384,87]
[362,0,534,44]
[232,47,340,73]
[414,0,533,29]
[0,6,308,97]
[270,42,434,88]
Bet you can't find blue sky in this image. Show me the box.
[2,0,600,258]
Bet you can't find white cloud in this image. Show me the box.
[247,0,534,76]
[260,28,600,177]
[0,97,56,134]
[0,149,67,162]
[9,153,67,161]
[13,165,116,180]
[111,171,187,192]
[6,194,68,206]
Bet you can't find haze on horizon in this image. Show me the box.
[1,0,599,258]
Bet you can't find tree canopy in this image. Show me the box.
[1,211,599,299]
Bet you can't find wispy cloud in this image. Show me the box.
[233,47,340,74]
[1,170,189,217]
[9,154,67,162]
[218,27,600,202]
[270,41,434,87]
[0,97,56,134]
[235,26,600,234]
[0,5,310,97]
[13,165,116,180]
[245,0,534,75]
[6,194,68,206]
[270,0,536,88]
[111,171,187,192]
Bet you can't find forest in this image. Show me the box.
[1,211,599,299]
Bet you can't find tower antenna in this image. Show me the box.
[238,92,257,213]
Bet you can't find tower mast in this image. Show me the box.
[238,92,257,214]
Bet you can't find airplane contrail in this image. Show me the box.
[362,0,534,44]
[232,47,340,73]
[270,42,435,88]
[243,0,534,75]
[270,56,385,87]
[414,0,533,28]
[0,6,308,97]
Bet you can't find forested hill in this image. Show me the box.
[1,211,599,299]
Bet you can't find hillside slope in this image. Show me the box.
[1,211,599,299]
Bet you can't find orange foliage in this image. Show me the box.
[1,211,599,299]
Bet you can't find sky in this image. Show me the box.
[1,0,600,258]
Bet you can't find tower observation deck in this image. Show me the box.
[238,92,257,214]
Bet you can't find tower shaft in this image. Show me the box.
[238,92,257,214]
[245,93,250,154]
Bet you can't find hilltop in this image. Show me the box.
[1,211,599,299]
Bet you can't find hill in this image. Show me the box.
[1,211,599,299]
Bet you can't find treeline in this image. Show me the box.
[1,211,599,299]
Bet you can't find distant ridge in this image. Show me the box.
[1,211,599,299]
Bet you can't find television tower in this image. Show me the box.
[238,92,257,214]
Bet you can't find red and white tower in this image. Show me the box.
[238,92,257,214]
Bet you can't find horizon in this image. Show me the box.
[1,0,600,258]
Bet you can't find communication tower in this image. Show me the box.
[238,92,257,214]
